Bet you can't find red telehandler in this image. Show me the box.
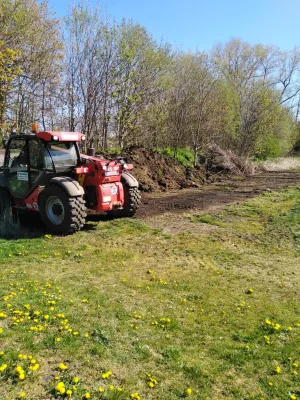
[0,126,140,234]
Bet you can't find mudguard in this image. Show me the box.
[0,172,6,188]
[121,171,139,188]
[50,176,84,197]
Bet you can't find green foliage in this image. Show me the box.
[158,147,194,168]
[0,0,62,132]
[253,135,282,160]
[253,100,296,159]
[0,41,22,125]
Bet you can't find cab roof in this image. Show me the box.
[36,131,85,142]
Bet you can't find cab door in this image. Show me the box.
[3,138,30,198]
[3,137,49,198]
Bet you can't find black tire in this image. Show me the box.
[39,184,86,234]
[108,184,141,218]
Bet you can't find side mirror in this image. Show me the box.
[117,156,126,165]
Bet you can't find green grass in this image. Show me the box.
[189,214,225,227]
[1,189,300,399]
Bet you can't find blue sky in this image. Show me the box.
[48,0,300,51]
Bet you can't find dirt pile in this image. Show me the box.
[103,146,254,192]
[120,148,206,192]
[205,144,254,176]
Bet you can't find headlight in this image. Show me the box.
[53,135,59,141]
[102,165,108,171]
[81,135,86,141]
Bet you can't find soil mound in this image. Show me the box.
[100,146,254,192]
[119,148,206,192]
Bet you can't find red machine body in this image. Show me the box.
[77,155,134,213]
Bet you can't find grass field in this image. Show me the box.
[0,188,300,400]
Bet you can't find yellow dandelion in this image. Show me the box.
[29,363,40,371]
[55,382,65,391]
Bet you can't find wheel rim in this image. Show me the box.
[46,196,65,225]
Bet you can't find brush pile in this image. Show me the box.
[205,144,254,176]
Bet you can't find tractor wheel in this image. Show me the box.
[108,184,141,218]
[39,184,86,234]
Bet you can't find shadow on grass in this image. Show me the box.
[81,213,116,232]
[0,212,114,238]
[0,212,45,240]
[0,201,132,239]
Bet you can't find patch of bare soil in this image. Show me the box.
[136,171,300,224]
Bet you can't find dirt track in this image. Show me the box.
[137,171,300,219]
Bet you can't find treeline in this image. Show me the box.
[1,0,300,160]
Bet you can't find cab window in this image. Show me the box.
[6,139,28,168]
[29,140,45,169]
[47,142,78,168]
[5,138,30,197]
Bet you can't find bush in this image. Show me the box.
[253,137,282,160]
[95,147,122,157]
[157,147,194,168]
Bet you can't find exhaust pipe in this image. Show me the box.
[87,148,95,156]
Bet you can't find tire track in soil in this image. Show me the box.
[136,171,300,219]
